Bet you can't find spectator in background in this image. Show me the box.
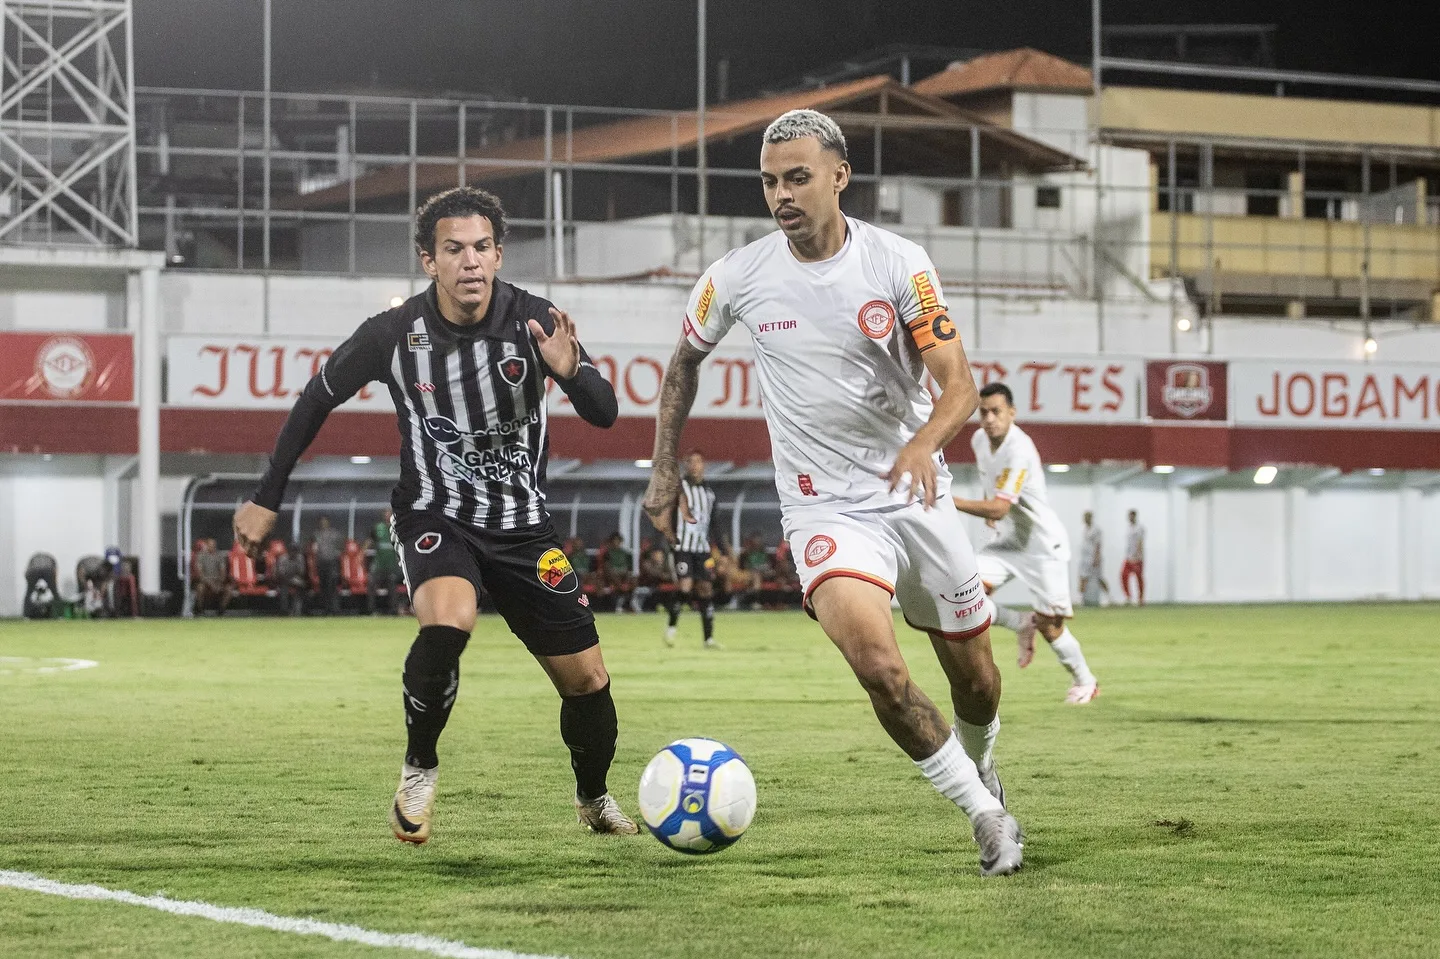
[712,539,748,610]
[770,538,801,603]
[193,539,232,616]
[738,534,773,610]
[313,516,346,615]
[599,533,635,612]
[368,509,404,615]
[567,537,596,592]
[634,545,673,613]
[271,540,309,616]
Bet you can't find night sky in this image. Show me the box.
[135,0,1437,105]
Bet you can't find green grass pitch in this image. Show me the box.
[2,603,1439,958]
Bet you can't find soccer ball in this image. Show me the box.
[637,738,756,854]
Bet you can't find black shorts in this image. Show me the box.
[673,550,714,583]
[393,511,597,657]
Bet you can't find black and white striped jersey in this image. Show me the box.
[253,280,617,531]
[675,478,716,553]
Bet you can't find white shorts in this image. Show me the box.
[786,497,990,639]
[977,547,1074,618]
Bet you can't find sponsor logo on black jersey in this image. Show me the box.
[437,444,533,484]
[414,532,442,554]
[423,411,540,445]
[407,332,431,352]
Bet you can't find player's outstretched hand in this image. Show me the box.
[528,307,581,380]
[233,501,278,558]
[642,461,681,544]
[886,440,940,508]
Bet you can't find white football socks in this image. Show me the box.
[914,732,1003,819]
[955,714,1000,773]
[1049,628,1096,685]
[985,595,1026,633]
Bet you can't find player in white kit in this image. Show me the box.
[642,110,1022,876]
[1078,511,1112,605]
[953,384,1099,703]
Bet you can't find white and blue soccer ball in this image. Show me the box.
[637,738,756,854]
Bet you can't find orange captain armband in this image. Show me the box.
[906,308,958,353]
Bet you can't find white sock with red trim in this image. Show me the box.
[914,732,1003,820]
[955,714,1000,774]
[985,596,1025,633]
[1049,628,1095,686]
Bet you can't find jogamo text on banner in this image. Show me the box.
[1232,361,1440,429]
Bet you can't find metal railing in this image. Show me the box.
[131,86,1440,323]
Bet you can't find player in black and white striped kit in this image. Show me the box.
[233,187,639,843]
[664,451,720,649]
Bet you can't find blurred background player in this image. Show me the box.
[312,516,345,615]
[367,508,404,615]
[192,538,232,616]
[664,450,719,648]
[1077,511,1112,607]
[598,533,636,612]
[1122,510,1146,605]
[644,109,1021,877]
[954,383,1099,704]
[233,186,637,844]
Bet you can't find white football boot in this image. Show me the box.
[390,763,438,844]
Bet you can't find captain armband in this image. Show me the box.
[905,308,958,353]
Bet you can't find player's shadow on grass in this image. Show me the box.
[1136,714,1434,726]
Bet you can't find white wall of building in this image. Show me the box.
[0,268,126,330]
[1,473,107,614]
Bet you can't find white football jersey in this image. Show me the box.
[684,217,956,513]
[1126,524,1145,562]
[1081,525,1103,567]
[970,424,1070,559]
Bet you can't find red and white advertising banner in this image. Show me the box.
[0,332,134,403]
[1144,360,1229,421]
[166,336,391,410]
[967,357,1143,423]
[167,336,1148,424]
[1233,361,1440,429]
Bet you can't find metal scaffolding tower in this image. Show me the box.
[0,0,137,247]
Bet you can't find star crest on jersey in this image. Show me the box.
[497,356,528,388]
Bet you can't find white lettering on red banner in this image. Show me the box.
[1233,362,1440,428]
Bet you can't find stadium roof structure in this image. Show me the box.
[284,74,1083,211]
[911,48,1094,99]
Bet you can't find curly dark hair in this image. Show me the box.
[413,187,508,256]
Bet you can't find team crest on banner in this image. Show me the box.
[536,548,578,593]
[498,355,528,388]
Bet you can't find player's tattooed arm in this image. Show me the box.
[643,339,706,542]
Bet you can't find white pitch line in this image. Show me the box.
[0,870,570,959]
[0,657,98,676]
